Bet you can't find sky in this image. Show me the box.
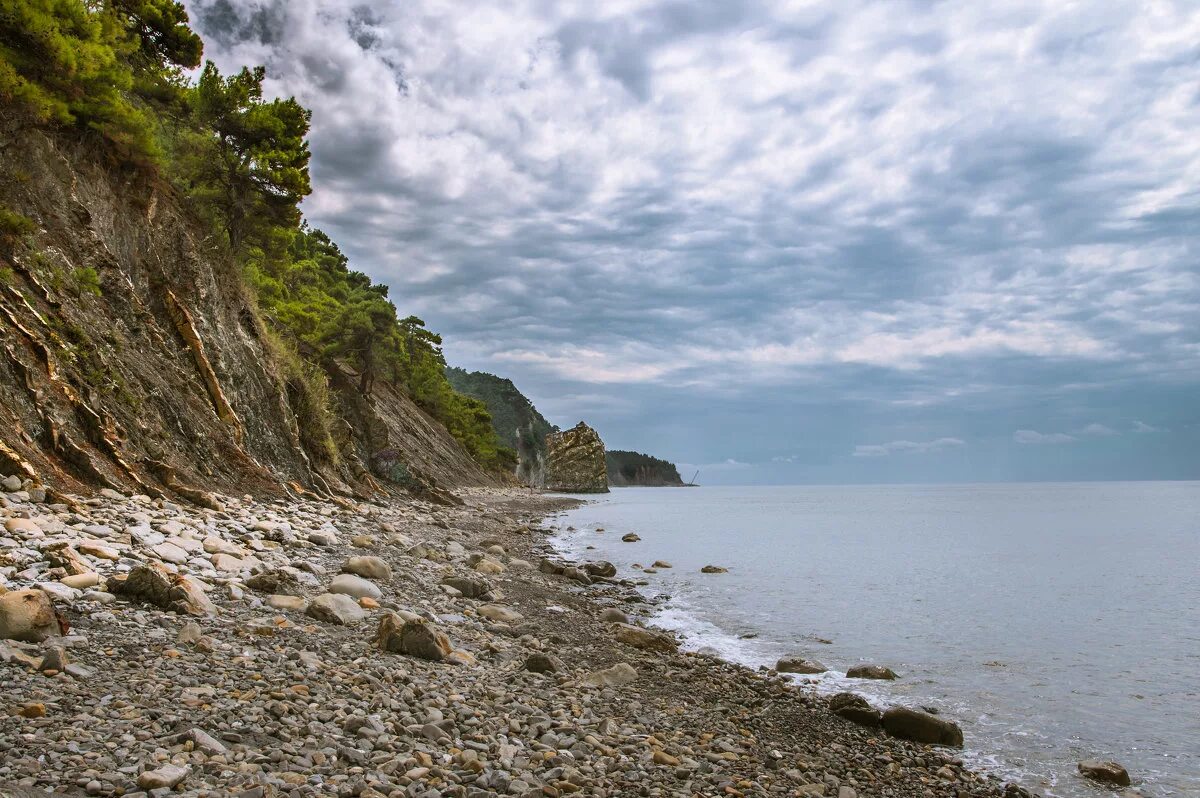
[185,0,1200,484]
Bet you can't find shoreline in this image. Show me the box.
[1,486,1039,797]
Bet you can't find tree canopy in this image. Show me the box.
[0,0,514,472]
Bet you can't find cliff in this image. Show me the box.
[0,119,497,504]
[544,422,609,493]
[606,450,686,486]
[445,368,557,486]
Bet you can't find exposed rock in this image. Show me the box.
[582,560,617,578]
[560,565,592,585]
[376,614,452,662]
[544,422,609,493]
[266,594,307,611]
[881,706,964,747]
[60,572,100,589]
[846,664,898,680]
[0,589,61,642]
[621,533,641,542]
[700,564,728,573]
[342,555,391,580]
[828,693,882,727]
[109,563,216,616]
[524,652,564,673]
[472,557,506,575]
[776,656,827,674]
[441,575,494,600]
[651,560,673,568]
[306,593,368,625]
[138,764,190,790]
[1078,760,1131,786]
[39,645,69,673]
[477,604,523,624]
[244,570,303,596]
[600,607,630,624]
[582,662,638,687]
[4,518,41,536]
[329,573,382,600]
[614,623,678,652]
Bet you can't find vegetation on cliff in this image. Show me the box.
[445,368,556,483]
[606,450,686,486]
[0,0,512,472]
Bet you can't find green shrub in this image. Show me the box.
[71,266,101,296]
[0,207,35,237]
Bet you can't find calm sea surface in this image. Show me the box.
[547,482,1200,797]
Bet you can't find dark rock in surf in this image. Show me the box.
[846,664,898,680]
[1077,760,1131,787]
[829,693,882,727]
[881,706,963,747]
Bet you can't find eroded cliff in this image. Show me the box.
[0,120,496,503]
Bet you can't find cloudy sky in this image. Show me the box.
[187,0,1200,484]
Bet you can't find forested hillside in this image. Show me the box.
[0,0,512,499]
[446,368,556,485]
[606,450,686,486]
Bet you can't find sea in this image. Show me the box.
[545,482,1200,797]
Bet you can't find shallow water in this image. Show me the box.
[548,482,1200,797]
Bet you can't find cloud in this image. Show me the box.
[853,438,966,457]
[1078,423,1117,436]
[183,0,1200,481]
[1014,429,1076,445]
[1132,420,1159,433]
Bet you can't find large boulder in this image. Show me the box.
[329,573,382,600]
[524,652,564,674]
[306,593,368,625]
[582,662,638,687]
[441,575,494,599]
[109,563,216,616]
[1078,760,1131,787]
[828,693,882,727]
[846,664,898,680]
[544,422,609,493]
[0,589,61,642]
[244,570,303,596]
[776,656,827,674]
[376,614,452,662]
[582,561,617,578]
[342,556,391,580]
[881,706,963,747]
[614,623,678,653]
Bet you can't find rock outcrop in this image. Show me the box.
[544,422,609,493]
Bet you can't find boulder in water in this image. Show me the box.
[846,664,898,680]
[1077,760,1131,787]
[881,706,963,747]
[776,656,827,674]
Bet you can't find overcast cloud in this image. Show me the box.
[186,0,1200,483]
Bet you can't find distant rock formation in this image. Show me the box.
[545,422,609,493]
[606,450,685,486]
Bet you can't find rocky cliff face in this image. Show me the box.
[544,422,609,493]
[0,120,496,503]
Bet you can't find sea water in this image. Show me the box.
[547,482,1200,797]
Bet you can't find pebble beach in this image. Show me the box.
[0,482,1040,797]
